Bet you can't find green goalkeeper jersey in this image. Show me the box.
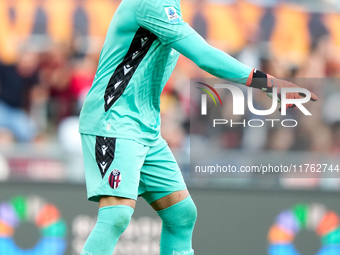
[79,0,252,145]
[79,0,195,145]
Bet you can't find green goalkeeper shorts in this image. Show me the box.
[80,134,187,203]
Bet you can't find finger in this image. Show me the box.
[310,92,318,102]
[298,92,318,101]
[286,92,296,100]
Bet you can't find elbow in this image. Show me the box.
[197,61,206,70]
[194,46,214,72]
[197,59,216,75]
[196,58,209,71]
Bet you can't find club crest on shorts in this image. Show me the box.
[108,169,121,189]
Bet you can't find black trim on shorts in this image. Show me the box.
[104,27,157,111]
[95,136,116,178]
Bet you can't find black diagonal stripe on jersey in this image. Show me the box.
[95,136,116,178]
[104,27,157,112]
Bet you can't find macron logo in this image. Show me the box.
[132,51,139,59]
[100,162,108,172]
[172,250,192,255]
[114,80,123,90]
[107,95,115,105]
[124,64,132,75]
[81,251,93,255]
[101,145,108,156]
[141,37,148,46]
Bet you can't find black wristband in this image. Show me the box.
[249,69,267,89]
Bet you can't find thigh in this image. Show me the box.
[139,138,187,204]
[81,134,149,202]
[99,196,136,209]
[149,189,189,211]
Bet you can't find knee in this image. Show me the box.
[98,205,134,232]
[157,196,197,227]
[180,198,197,226]
[114,208,133,229]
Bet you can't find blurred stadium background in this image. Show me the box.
[1,0,340,254]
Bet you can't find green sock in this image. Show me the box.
[81,205,133,255]
[157,196,197,255]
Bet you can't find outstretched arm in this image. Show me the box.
[171,33,317,107]
[136,0,317,107]
[170,33,252,85]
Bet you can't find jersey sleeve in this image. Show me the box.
[136,0,196,45]
[171,33,253,85]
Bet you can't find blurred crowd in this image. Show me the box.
[0,47,96,145]
[0,0,339,158]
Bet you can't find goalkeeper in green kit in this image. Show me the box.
[79,0,318,254]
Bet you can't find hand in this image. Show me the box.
[247,69,318,110]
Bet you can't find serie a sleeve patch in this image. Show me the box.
[164,7,181,24]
